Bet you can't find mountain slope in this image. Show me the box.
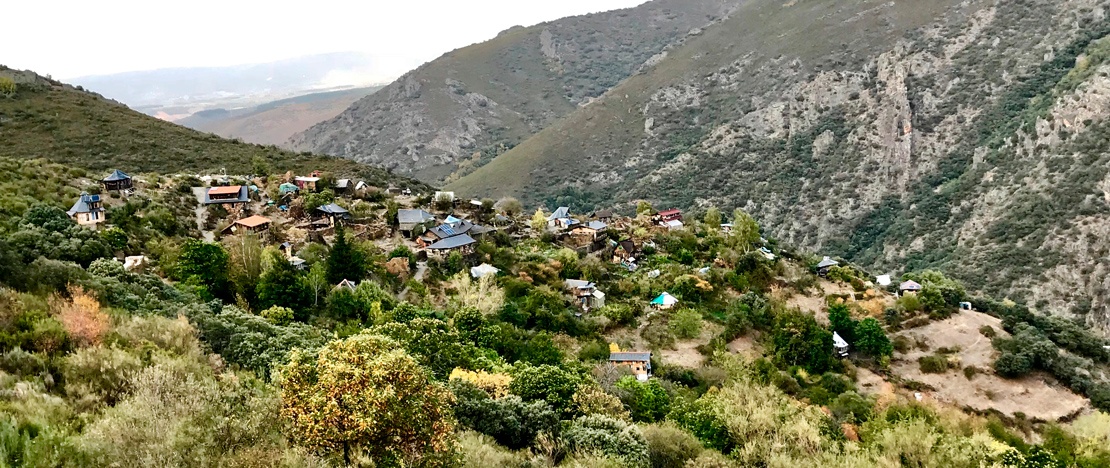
[449,0,1110,332]
[289,0,743,183]
[0,66,426,190]
[177,86,381,146]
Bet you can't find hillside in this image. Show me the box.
[449,0,1110,333]
[177,86,381,146]
[290,0,743,183]
[0,66,426,190]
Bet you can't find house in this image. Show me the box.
[294,176,320,191]
[570,221,608,240]
[278,183,299,195]
[289,257,307,270]
[591,210,614,222]
[564,279,605,311]
[334,179,351,194]
[546,207,571,228]
[315,204,351,225]
[609,352,652,381]
[398,209,437,235]
[651,292,679,310]
[425,234,477,255]
[759,247,776,261]
[204,185,250,206]
[336,279,358,291]
[816,256,839,277]
[419,218,474,246]
[613,240,638,264]
[664,219,684,230]
[101,170,133,192]
[223,215,271,235]
[876,275,892,287]
[470,263,500,279]
[899,280,923,296]
[833,332,849,357]
[67,192,105,226]
[653,209,683,225]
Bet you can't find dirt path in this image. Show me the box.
[191,187,215,242]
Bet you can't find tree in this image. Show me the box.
[434,193,454,211]
[636,201,654,217]
[730,208,760,251]
[615,376,671,422]
[305,262,328,307]
[302,189,336,212]
[0,76,15,98]
[373,318,481,379]
[670,308,704,339]
[257,250,310,315]
[227,233,264,308]
[174,240,230,299]
[495,197,523,216]
[530,209,547,231]
[326,224,366,284]
[449,380,559,450]
[260,306,294,326]
[509,365,581,417]
[854,318,893,358]
[703,207,722,232]
[770,309,835,374]
[279,333,458,466]
[827,303,857,343]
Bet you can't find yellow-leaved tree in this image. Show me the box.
[530,208,547,231]
[279,333,458,466]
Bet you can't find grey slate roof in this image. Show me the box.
[398,209,436,225]
[102,170,131,182]
[564,279,596,290]
[67,193,102,216]
[316,204,350,215]
[426,234,477,250]
[585,221,608,231]
[816,257,839,268]
[547,206,570,221]
[609,352,652,362]
[335,179,350,189]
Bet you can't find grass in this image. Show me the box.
[0,69,429,192]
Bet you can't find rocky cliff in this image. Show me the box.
[448,0,1110,333]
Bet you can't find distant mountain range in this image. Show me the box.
[176,87,382,146]
[69,52,391,121]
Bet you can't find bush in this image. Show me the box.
[450,380,560,450]
[563,414,649,466]
[614,376,671,423]
[918,354,951,374]
[979,325,997,338]
[640,423,703,468]
[669,309,703,339]
[994,351,1033,378]
[828,391,874,424]
[509,365,581,417]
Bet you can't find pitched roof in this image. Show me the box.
[657,208,682,217]
[564,279,596,290]
[547,207,570,221]
[316,203,350,215]
[279,183,299,193]
[470,263,500,278]
[429,219,474,238]
[67,193,102,215]
[833,332,849,348]
[234,215,271,228]
[102,169,131,181]
[651,292,678,305]
[426,234,477,250]
[295,176,321,182]
[398,209,436,225]
[900,280,923,290]
[209,185,243,196]
[617,240,636,252]
[335,179,350,189]
[609,352,652,362]
[584,221,608,231]
[816,256,839,268]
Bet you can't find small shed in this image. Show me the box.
[651,292,679,309]
[224,215,271,235]
[279,183,300,195]
[833,332,849,357]
[876,275,892,287]
[426,234,477,255]
[315,203,351,225]
[899,280,923,296]
[816,256,839,277]
[665,219,684,230]
[565,279,604,310]
[101,170,133,191]
[609,352,652,381]
[336,279,358,291]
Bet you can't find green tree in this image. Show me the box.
[770,309,835,374]
[827,303,857,343]
[703,207,722,232]
[615,376,671,422]
[260,306,294,326]
[495,197,523,216]
[854,318,893,358]
[373,318,481,379]
[305,262,329,307]
[326,224,366,284]
[227,233,264,308]
[636,201,654,217]
[449,380,559,450]
[303,189,336,212]
[730,208,760,251]
[530,209,547,231]
[174,240,230,299]
[257,250,310,315]
[279,333,458,466]
[669,308,703,339]
[509,365,581,417]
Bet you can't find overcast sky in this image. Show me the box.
[7,0,647,79]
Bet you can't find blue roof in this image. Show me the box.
[316,203,350,215]
[67,192,103,215]
[426,234,477,250]
[445,215,463,224]
[102,169,131,182]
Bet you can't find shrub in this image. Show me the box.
[828,391,874,424]
[994,351,1033,378]
[63,345,143,406]
[450,380,559,450]
[640,423,703,468]
[918,354,950,374]
[259,306,294,326]
[563,414,649,466]
[509,365,581,417]
[979,325,997,338]
[669,308,703,339]
[614,376,671,423]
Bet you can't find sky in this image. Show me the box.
[6,0,648,80]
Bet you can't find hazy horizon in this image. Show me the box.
[7,0,647,80]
